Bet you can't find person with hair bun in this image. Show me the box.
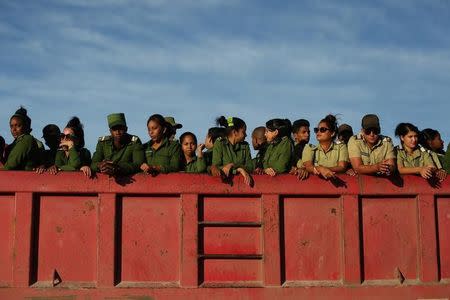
[262,119,294,176]
[179,132,206,173]
[212,116,254,185]
[54,117,92,176]
[302,114,349,179]
[203,127,226,174]
[419,128,445,169]
[1,107,42,170]
[141,114,182,175]
[395,123,446,181]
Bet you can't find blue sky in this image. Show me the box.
[1,0,450,153]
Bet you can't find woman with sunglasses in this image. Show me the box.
[395,123,446,181]
[55,117,92,177]
[348,114,396,175]
[302,114,349,179]
[262,119,294,176]
[212,116,254,186]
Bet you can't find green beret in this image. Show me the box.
[107,113,127,128]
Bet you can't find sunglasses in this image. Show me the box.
[60,133,76,140]
[314,127,330,133]
[363,128,380,135]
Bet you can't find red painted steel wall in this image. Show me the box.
[0,171,450,299]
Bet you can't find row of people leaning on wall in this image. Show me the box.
[0,107,449,185]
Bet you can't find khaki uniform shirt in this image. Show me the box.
[348,133,395,165]
[396,146,435,168]
[302,142,349,168]
[262,136,293,173]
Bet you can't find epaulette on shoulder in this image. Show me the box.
[130,135,139,143]
[335,140,343,145]
[308,143,318,150]
[98,135,111,142]
[419,145,429,153]
[381,136,392,143]
[354,134,363,140]
[33,138,44,149]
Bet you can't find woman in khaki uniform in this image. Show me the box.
[302,115,349,179]
[395,123,446,181]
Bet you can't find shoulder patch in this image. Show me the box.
[382,136,392,143]
[419,146,427,153]
[131,135,139,143]
[98,135,111,142]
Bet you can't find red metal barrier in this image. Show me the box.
[0,171,450,299]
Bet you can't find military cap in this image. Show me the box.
[338,123,353,134]
[42,124,60,138]
[361,114,380,130]
[164,116,183,129]
[107,113,127,128]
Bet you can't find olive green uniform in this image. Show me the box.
[43,149,58,167]
[91,134,144,175]
[2,134,41,170]
[143,138,181,173]
[55,148,92,171]
[253,143,268,170]
[262,137,293,173]
[348,134,395,164]
[212,137,254,174]
[293,141,307,166]
[183,156,207,173]
[302,142,349,168]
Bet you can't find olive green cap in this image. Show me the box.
[107,113,127,128]
[361,114,380,130]
[164,116,182,129]
[338,123,353,134]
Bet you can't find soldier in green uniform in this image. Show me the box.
[348,114,396,176]
[55,117,92,176]
[203,127,226,176]
[91,113,144,176]
[302,115,349,179]
[212,116,254,185]
[164,116,183,141]
[395,123,446,181]
[179,132,206,173]
[1,107,42,171]
[141,114,181,175]
[263,119,294,175]
[42,124,61,174]
[0,136,5,164]
[444,143,450,174]
[251,126,267,174]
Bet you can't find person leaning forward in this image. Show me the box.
[91,113,144,176]
[347,114,396,176]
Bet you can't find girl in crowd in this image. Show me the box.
[180,132,207,173]
[396,123,446,181]
[203,127,226,171]
[302,114,349,179]
[212,116,254,185]
[55,117,92,177]
[262,119,294,176]
[1,107,42,171]
[140,114,181,175]
[420,128,445,169]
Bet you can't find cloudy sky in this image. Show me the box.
[1,0,449,152]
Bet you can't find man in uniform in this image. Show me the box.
[164,116,183,141]
[91,113,144,176]
[251,126,267,173]
[42,124,61,173]
[348,114,396,175]
[337,124,353,144]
